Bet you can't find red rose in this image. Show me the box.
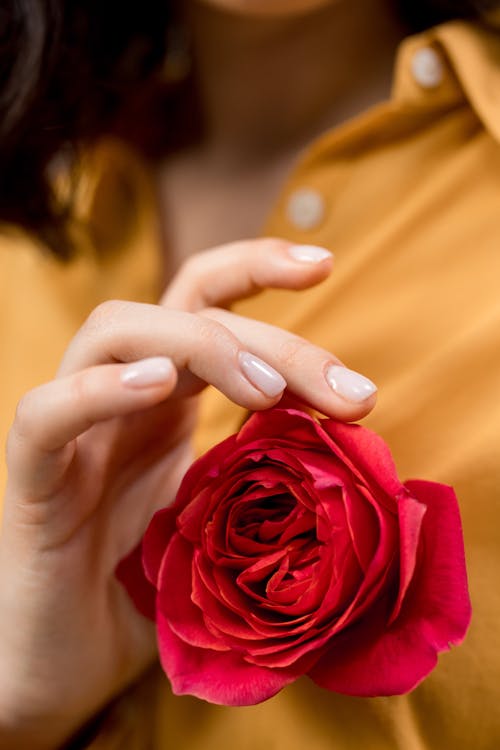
[117,408,471,706]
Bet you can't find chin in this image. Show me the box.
[198,0,335,18]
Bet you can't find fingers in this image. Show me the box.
[160,237,333,312]
[201,308,377,422]
[58,302,287,409]
[12,228,368,500]
[6,358,178,493]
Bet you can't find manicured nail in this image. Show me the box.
[239,352,287,398]
[288,245,333,263]
[121,357,174,388]
[325,364,377,403]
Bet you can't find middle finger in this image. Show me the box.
[201,307,377,422]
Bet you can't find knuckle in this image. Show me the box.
[199,306,224,321]
[7,390,40,456]
[195,315,235,350]
[276,336,312,368]
[257,235,284,246]
[12,391,37,437]
[68,371,92,409]
[82,299,129,337]
[255,236,289,255]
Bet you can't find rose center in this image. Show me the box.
[226,488,321,603]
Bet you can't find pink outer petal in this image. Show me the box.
[173,432,239,510]
[308,600,439,696]
[401,480,471,648]
[177,485,214,543]
[142,507,177,587]
[237,408,322,449]
[158,534,230,651]
[320,418,404,499]
[157,609,297,705]
[309,479,471,696]
[115,542,156,622]
[389,491,426,624]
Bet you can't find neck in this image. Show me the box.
[185,0,409,167]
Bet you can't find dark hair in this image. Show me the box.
[0,0,498,258]
[398,0,500,30]
[0,1,186,256]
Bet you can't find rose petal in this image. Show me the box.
[177,485,214,543]
[195,554,312,643]
[308,599,438,696]
[401,480,471,648]
[320,419,404,499]
[157,610,296,705]
[157,534,229,651]
[193,557,263,642]
[237,409,322,450]
[309,480,471,696]
[174,432,239,509]
[325,487,398,631]
[117,408,471,705]
[389,490,427,624]
[142,507,177,586]
[311,544,362,619]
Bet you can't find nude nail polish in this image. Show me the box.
[325,364,377,402]
[121,357,174,388]
[288,245,333,263]
[239,352,286,398]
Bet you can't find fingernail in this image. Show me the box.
[325,364,377,402]
[288,245,333,263]
[239,352,287,398]
[121,357,174,388]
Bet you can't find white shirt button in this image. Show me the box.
[411,47,444,89]
[286,188,325,230]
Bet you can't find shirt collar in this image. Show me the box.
[393,20,500,142]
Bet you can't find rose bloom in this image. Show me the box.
[117,408,471,706]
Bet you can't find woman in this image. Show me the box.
[0,0,499,747]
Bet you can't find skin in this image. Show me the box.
[0,240,372,748]
[160,0,407,266]
[0,0,407,746]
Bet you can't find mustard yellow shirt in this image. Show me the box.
[1,20,500,750]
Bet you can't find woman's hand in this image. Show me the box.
[0,238,376,748]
